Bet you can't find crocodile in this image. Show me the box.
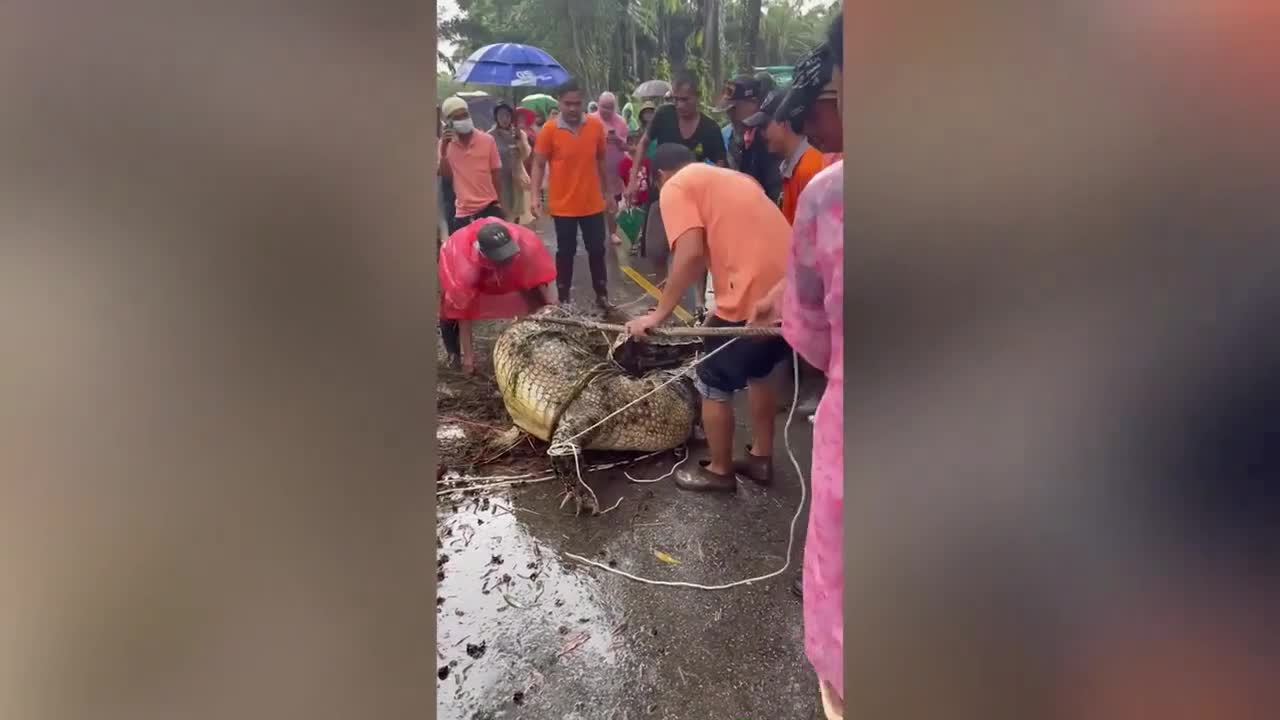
[491,305,700,514]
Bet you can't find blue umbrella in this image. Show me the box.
[454,43,571,88]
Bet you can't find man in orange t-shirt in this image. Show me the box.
[625,143,792,495]
[745,88,826,225]
[531,78,616,308]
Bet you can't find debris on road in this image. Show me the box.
[653,549,681,565]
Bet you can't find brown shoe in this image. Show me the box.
[732,445,774,486]
[674,461,737,493]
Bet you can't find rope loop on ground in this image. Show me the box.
[557,342,810,593]
[451,312,807,592]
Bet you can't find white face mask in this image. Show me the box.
[452,118,474,135]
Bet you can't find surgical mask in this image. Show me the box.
[453,118,474,135]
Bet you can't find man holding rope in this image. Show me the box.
[624,143,792,493]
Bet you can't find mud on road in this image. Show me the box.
[437,330,819,719]
[436,225,819,719]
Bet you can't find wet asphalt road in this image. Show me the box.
[436,219,818,720]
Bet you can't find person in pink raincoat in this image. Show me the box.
[751,12,845,719]
[438,218,558,374]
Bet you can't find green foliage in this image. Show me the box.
[650,55,671,82]
[437,73,466,104]
[441,0,838,95]
[681,33,715,109]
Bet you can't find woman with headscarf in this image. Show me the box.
[515,107,538,166]
[490,103,532,224]
[514,107,539,224]
[751,14,846,719]
[637,103,656,130]
[628,101,660,257]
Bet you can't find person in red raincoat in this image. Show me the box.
[438,218,558,374]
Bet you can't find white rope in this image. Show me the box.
[440,471,541,484]
[445,323,810,592]
[554,336,740,450]
[563,348,809,592]
[562,443,601,510]
[625,447,687,483]
[546,336,742,515]
[436,450,670,496]
[435,474,555,496]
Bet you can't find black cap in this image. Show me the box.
[743,89,788,128]
[713,74,763,113]
[475,221,520,264]
[754,71,778,96]
[777,44,836,122]
[652,142,696,174]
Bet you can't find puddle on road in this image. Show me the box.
[437,490,629,719]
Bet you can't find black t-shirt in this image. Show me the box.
[742,140,783,203]
[645,105,727,166]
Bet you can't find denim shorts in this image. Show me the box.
[694,314,791,402]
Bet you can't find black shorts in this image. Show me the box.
[448,201,503,234]
[695,314,791,400]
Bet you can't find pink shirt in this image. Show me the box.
[781,160,844,700]
[592,111,630,142]
[595,112,628,197]
[440,130,501,216]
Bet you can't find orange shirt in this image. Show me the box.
[533,115,607,218]
[779,143,826,225]
[659,163,791,322]
[440,130,501,216]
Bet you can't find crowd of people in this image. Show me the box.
[436,12,845,718]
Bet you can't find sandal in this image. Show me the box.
[674,461,737,492]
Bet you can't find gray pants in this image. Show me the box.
[646,201,704,313]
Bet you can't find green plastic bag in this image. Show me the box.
[617,206,645,244]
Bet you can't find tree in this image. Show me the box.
[440,0,837,104]
[703,0,721,91]
[743,0,762,68]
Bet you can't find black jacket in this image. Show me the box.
[730,130,783,203]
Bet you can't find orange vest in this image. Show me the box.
[779,146,828,225]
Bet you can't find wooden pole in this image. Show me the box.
[527,314,782,338]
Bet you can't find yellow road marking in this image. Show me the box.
[617,263,694,324]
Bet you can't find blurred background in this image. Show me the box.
[841,2,1279,718]
[1,2,438,719]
